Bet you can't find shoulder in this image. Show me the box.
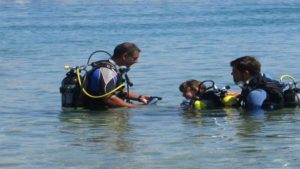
[248,89,267,98]
[91,66,118,81]
[246,89,267,109]
[99,67,118,80]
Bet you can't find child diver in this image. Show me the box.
[179,79,239,109]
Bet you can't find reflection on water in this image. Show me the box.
[237,108,299,138]
[59,109,135,153]
[179,107,300,169]
[181,107,241,126]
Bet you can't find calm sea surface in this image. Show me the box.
[1,0,300,168]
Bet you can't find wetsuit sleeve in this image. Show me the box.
[246,89,267,110]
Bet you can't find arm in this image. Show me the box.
[104,94,142,108]
[127,91,152,104]
[246,89,267,110]
[94,67,144,108]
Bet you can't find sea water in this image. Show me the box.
[1,0,300,168]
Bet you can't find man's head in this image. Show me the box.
[111,42,141,67]
[230,56,261,83]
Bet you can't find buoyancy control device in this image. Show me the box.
[189,80,238,109]
[59,50,125,108]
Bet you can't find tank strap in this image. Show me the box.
[91,60,119,73]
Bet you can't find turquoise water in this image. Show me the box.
[1,0,300,168]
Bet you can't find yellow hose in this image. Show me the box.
[280,74,297,84]
[76,68,125,99]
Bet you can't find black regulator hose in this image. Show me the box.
[199,80,216,91]
[86,50,112,66]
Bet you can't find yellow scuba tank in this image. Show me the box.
[222,95,238,107]
[193,100,207,109]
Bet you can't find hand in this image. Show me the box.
[138,95,151,104]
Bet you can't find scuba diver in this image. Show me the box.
[178,56,300,111]
[179,79,239,109]
[230,56,285,110]
[60,42,161,110]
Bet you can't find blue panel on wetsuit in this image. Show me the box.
[247,89,267,110]
[90,69,101,93]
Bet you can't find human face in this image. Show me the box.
[182,89,196,100]
[231,66,245,83]
[125,50,140,67]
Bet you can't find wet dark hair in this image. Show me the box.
[230,56,261,75]
[111,42,141,59]
[179,79,206,93]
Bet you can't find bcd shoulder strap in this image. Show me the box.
[91,60,118,72]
